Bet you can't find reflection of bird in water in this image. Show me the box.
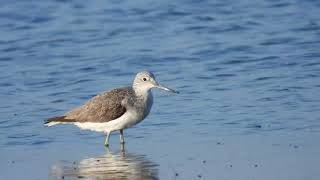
[50,145,158,180]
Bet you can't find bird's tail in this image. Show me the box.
[44,116,76,127]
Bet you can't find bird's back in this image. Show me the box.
[46,87,135,124]
[67,87,135,122]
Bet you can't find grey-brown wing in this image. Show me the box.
[64,87,134,123]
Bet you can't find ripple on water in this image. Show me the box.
[0,0,320,179]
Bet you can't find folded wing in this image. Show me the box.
[45,87,135,124]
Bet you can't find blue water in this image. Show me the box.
[1,0,320,179]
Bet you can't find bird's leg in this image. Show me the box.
[120,129,125,144]
[120,143,126,156]
[104,132,111,147]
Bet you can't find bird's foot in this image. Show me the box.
[120,141,125,144]
[104,143,109,147]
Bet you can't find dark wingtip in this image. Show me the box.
[44,119,50,124]
[44,116,68,124]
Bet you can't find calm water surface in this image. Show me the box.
[1,0,320,179]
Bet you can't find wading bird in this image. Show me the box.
[45,71,178,147]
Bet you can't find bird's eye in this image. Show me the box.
[143,78,147,81]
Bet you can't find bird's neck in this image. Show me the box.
[133,87,153,119]
[131,86,153,119]
[133,85,151,98]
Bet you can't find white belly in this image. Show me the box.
[74,110,143,133]
[74,91,153,133]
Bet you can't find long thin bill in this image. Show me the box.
[156,84,179,94]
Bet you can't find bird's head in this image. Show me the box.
[133,71,179,95]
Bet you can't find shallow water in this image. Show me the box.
[1,0,320,179]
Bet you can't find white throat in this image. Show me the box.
[133,84,152,97]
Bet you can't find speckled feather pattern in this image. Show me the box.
[64,87,135,123]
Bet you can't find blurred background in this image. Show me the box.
[0,0,319,179]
